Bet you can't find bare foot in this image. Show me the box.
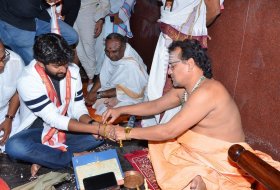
[189,175,207,190]
[31,164,41,177]
[73,151,91,157]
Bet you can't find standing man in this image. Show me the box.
[5,34,105,177]
[0,40,24,152]
[103,39,280,190]
[74,0,110,90]
[0,0,78,65]
[86,33,148,116]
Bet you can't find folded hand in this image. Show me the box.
[0,120,12,146]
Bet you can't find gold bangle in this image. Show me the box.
[124,127,133,140]
[103,124,107,139]
[97,123,101,137]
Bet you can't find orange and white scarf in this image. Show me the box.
[49,3,62,34]
[35,63,71,152]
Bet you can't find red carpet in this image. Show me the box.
[124,149,160,190]
[0,178,10,190]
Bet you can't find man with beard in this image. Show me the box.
[102,39,280,190]
[5,33,106,177]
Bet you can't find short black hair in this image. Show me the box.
[33,33,74,65]
[168,39,213,78]
[105,33,127,46]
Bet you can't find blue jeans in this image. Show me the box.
[0,19,78,65]
[5,128,104,169]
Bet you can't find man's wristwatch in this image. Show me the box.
[5,114,15,120]
[96,91,103,99]
[124,127,133,140]
[99,17,105,23]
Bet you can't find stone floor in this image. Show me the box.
[0,140,147,189]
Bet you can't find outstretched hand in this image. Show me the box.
[102,108,121,124]
[99,123,118,141]
[104,124,126,141]
[114,125,126,141]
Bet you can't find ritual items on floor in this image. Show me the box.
[124,170,144,189]
[124,149,160,190]
[72,149,123,190]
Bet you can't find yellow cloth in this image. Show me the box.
[148,130,279,190]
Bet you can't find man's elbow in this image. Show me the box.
[160,128,177,140]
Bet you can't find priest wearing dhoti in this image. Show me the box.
[86,33,148,116]
[103,39,280,190]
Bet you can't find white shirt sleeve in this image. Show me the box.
[17,74,71,131]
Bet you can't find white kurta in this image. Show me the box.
[93,43,148,115]
[0,50,24,152]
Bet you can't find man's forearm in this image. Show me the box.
[88,75,101,95]
[99,88,116,98]
[118,100,163,117]
[68,119,99,134]
[6,92,20,118]
[128,124,175,141]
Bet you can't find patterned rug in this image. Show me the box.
[124,149,160,190]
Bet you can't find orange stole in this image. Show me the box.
[35,63,71,152]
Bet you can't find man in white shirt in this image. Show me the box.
[5,34,106,177]
[0,40,24,152]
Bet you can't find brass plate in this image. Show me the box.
[124,170,144,189]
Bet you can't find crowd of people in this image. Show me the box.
[0,0,279,190]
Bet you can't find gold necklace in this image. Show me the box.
[181,75,206,104]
